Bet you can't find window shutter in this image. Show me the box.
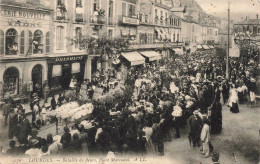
[20,31,25,54]
[122,2,126,16]
[28,30,33,55]
[132,5,135,16]
[46,32,50,53]
[0,30,4,55]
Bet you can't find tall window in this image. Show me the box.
[173,31,175,42]
[75,27,82,49]
[108,0,113,24]
[108,29,113,39]
[160,11,163,24]
[155,9,158,24]
[165,13,167,24]
[93,0,99,11]
[33,30,43,54]
[145,15,148,23]
[128,4,136,17]
[3,67,19,97]
[258,27,260,33]
[46,32,50,53]
[56,0,66,20]
[122,2,126,16]
[56,26,64,50]
[0,30,4,55]
[20,31,25,54]
[109,0,114,18]
[28,30,33,55]
[5,28,18,55]
[57,0,64,6]
[76,0,82,7]
[75,0,83,22]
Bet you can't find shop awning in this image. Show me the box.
[202,45,210,49]
[208,45,215,49]
[172,48,183,55]
[121,51,145,66]
[197,45,203,49]
[139,51,162,61]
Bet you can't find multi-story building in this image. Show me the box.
[129,0,184,57]
[0,0,52,101]
[0,0,186,101]
[233,16,260,41]
[233,16,260,67]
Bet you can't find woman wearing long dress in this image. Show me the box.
[219,83,225,105]
[210,102,222,134]
[79,81,88,101]
[229,84,239,113]
[248,78,257,107]
[142,123,155,155]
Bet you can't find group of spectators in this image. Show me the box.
[2,47,258,162]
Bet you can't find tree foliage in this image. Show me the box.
[67,34,130,58]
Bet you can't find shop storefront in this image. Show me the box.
[47,55,87,90]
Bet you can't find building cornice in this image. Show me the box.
[1,4,53,13]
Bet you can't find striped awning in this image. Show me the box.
[121,51,145,66]
[202,45,210,49]
[172,48,183,55]
[139,51,162,61]
[197,45,203,49]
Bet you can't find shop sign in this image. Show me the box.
[122,17,140,25]
[49,55,85,63]
[7,19,41,27]
[0,9,46,20]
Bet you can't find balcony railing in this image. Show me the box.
[128,42,184,50]
[90,15,105,24]
[75,14,83,23]
[155,18,159,24]
[56,3,68,22]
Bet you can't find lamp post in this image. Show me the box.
[226,2,230,80]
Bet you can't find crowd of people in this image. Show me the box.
[2,47,258,162]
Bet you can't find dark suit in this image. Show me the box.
[187,115,203,147]
[6,147,18,156]
[3,103,11,126]
[18,119,31,144]
[8,113,19,139]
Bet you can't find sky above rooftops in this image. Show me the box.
[195,0,260,21]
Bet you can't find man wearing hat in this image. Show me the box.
[187,110,203,147]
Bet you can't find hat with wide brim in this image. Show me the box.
[193,110,199,115]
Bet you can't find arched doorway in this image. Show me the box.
[32,64,43,93]
[3,67,19,98]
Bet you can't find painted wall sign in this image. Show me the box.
[122,17,140,25]
[48,56,85,63]
[0,9,46,20]
[7,19,42,27]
